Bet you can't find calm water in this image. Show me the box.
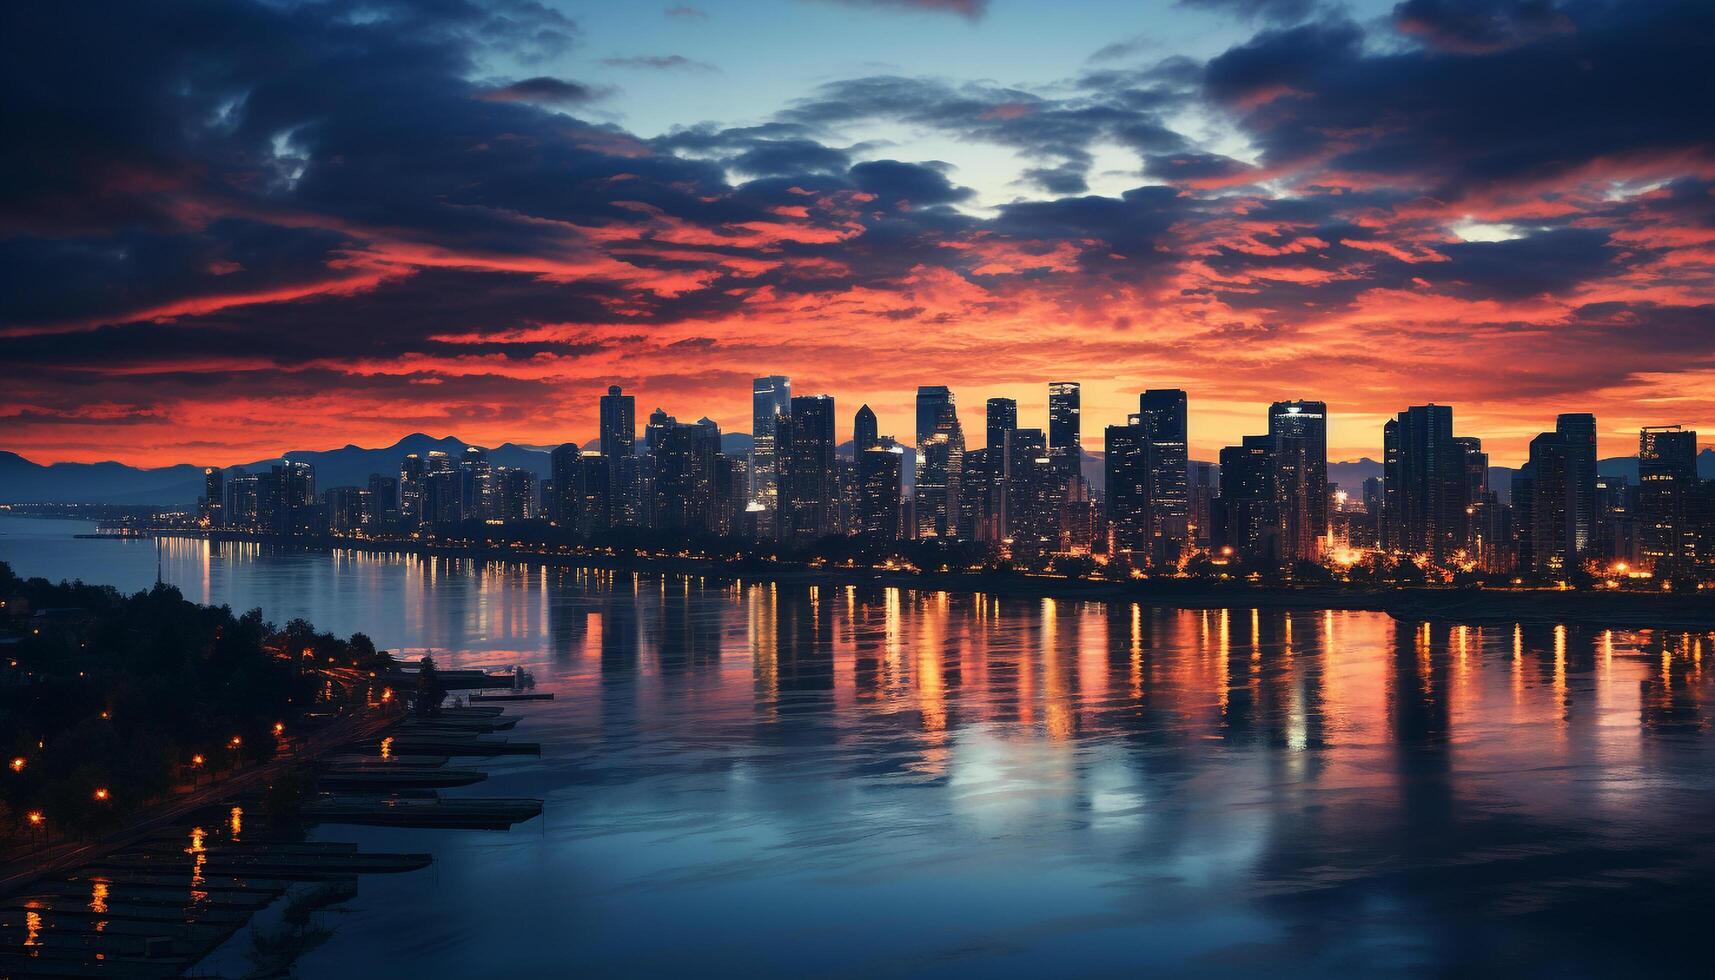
[4,514,1715,978]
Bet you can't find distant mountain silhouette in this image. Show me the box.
[3,439,1710,506]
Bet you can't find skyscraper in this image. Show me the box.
[200,467,225,527]
[600,385,637,526]
[916,385,954,451]
[365,474,398,527]
[1214,435,1279,566]
[857,444,904,540]
[1639,425,1699,574]
[1048,381,1081,478]
[985,397,1017,451]
[1556,412,1597,558]
[549,443,581,527]
[1103,423,1149,560]
[752,376,791,518]
[1528,430,1577,576]
[1381,404,1471,563]
[1269,400,1328,564]
[1003,428,1055,558]
[854,404,879,453]
[916,402,964,538]
[1138,389,1189,561]
[779,394,836,545]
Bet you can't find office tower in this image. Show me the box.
[1638,425,1699,574]
[1048,381,1081,481]
[399,453,426,522]
[1555,413,1597,558]
[225,469,259,530]
[854,404,879,454]
[1058,473,1097,553]
[1381,404,1470,563]
[576,451,612,537]
[1214,435,1278,566]
[955,446,989,540]
[422,467,463,526]
[1527,431,1576,576]
[1269,400,1327,563]
[1454,437,1494,568]
[752,376,791,516]
[200,467,225,527]
[600,386,636,461]
[779,395,837,544]
[1189,461,1215,548]
[985,397,1017,452]
[857,444,904,539]
[916,386,954,451]
[1138,389,1189,561]
[653,417,720,534]
[266,461,317,535]
[916,401,964,538]
[458,446,491,520]
[600,385,638,526]
[645,407,672,455]
[1004,428,1056,558]
[366,474,398,527]
[549,444,581,526]
[324,486,364,533]
[1104,423,1150,560]
[494,467,536,521]
[714,454,748,537]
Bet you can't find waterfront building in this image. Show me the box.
[1639,425,1700,574]
[1103,423,1150,562]
[1138,389,1189,562]
[752,376,791,523]
[779,395,837,545]
[1269,400,1327,563]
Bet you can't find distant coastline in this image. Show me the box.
[97,526,1715,633]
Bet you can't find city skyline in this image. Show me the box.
[4,1,1714,467]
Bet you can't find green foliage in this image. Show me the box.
[0,560,369,840]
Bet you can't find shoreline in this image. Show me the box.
[134,529,1715,632]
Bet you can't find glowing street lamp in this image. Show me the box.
[93,787,110,802]
[9,757,24,773]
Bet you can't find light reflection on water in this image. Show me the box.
[4,516,1715,977]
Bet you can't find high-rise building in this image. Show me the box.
[365,474,398,527]
[225,468,259,530]
[653,417,721,534]
[1381,404,1471,563]
[200,467,225,527]
[1527,430,1577,576]
[752,376,791,518]
[854,404,879,453]
[779,395,837,545]
[1269,400,1328,564]
[1556,413,1598,558]
[399,453,426,523]
[458,447,491,521]
[1048,381,1081,480]
[1138,389,1189,561]
[1103,423,1150,560]
[265,461,317,535]
[916,401,964,538]
[857,444,904,539]
[1638,425,1699,574]
[1214,435,1279,566]
[494,467,536,522]
[549,444,581,527]
[985,397,1017,452]
[323,485,364,534]
[1003,428,1056,558]
[916,386,954,451]
[576,451,612,538]
[600,385,637,525]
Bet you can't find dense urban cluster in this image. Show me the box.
[192,380,1712,589]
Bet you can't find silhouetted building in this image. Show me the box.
[494,466,536,521]
[985,397,1017,452]
[200,467,224,527]
[366,474,398,527]
[857,444,904,539]
[1269,400,1327,564]
[916,402,964,538]
[1639,425,1699,574]
[1138,389,1189,561]
[1004,428,1056,559]
[601,385,637,525]
[1381,404,1472,564]
[779,395,837,545]
[854,404,879,453]
[1104,423,1150,561]
[1048,381,1081,480]
[751,376,791,522]
[1214,435,1278,567]
[324,485,364,533]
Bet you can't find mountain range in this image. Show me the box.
[2,435,1710,506]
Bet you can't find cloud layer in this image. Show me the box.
[2,0,1712,466]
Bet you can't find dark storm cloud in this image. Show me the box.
[1178,0,1323,24]
[483,76,608,105]
[1205,2,1715,197]
[1393,0,1573,53]
[731,140,853,177]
